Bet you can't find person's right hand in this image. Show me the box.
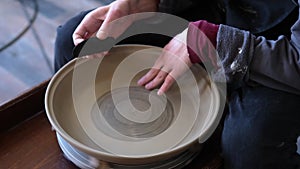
[72,0,159,45]
[137,28,193,95]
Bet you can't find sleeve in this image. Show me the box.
[187,20,219,64]
[215,2,300,95]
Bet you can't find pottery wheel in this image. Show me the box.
[91,86,176,141]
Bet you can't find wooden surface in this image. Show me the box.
[0,112,78,169]
[0,112,223,169]
[0,79,49,132]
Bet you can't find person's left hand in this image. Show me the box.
[137,28,192,95]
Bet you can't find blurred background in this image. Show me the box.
[0,0,114,105]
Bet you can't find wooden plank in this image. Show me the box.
[0,112,78,169]
[0,79,49,132]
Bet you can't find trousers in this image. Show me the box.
[53,8,300,169]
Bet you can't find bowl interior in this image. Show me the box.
[45,45,220,164]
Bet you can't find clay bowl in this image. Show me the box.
[45,44,221,165]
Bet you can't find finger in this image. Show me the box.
[157,59,189,95]
[96,6,132,39]
[157,74,175,95]
[96,30,109,40]
[137,68,160,86]
[73,25,95,46]
[73,18,101,45]
[144,70,168,90]
[96,6,122,39]
[73,7,109,45]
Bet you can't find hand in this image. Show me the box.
[72,0,159,45]
[137,28,192,95]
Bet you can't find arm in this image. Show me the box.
[214,4,300,94]
[139,1,300,95]
[137,21,219,95]
[188,2,300,95]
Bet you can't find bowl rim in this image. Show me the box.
[44,44,222,162]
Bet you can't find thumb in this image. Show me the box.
[96,30,109,40]
[96,10,135,40]
[96,8,121,40]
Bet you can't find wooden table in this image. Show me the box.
[0,112,78,169]
[0,111,223,169]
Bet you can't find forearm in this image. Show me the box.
[216,24,300,95]
[249,34,300,94]
[186,19,300,94]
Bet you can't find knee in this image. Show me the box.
[54,25,76,72]
[54,10,92,71]
[55,10,92,45]
[221,87,300,168]
[55,24,73,47]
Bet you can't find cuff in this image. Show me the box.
[187,20,219,63]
